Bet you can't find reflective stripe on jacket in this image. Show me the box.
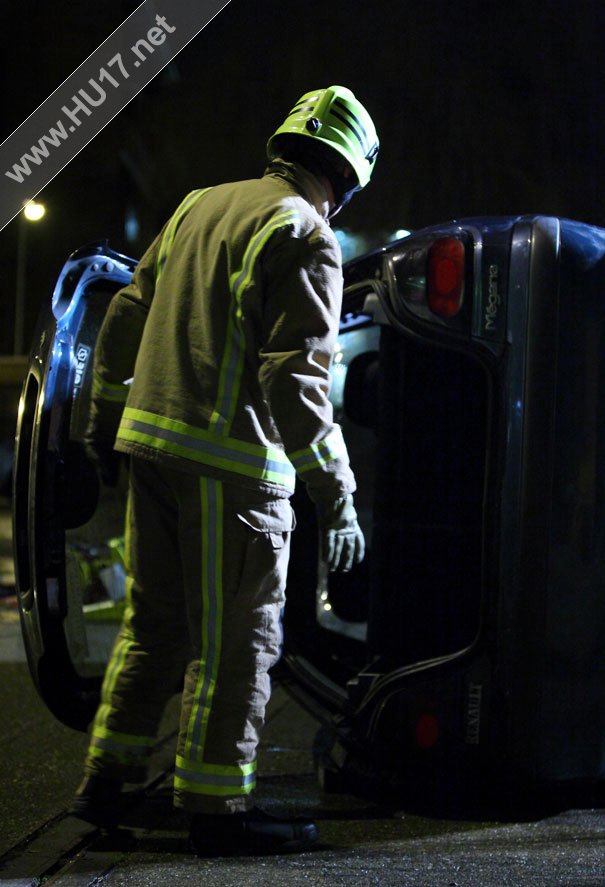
[89,160,356,501]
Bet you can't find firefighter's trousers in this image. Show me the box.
[83,456,295,813]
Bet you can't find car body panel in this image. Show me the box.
[285,215,605,802]
[13,244,135,729]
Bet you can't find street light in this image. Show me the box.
[23,201,46,222]
[14,200,46,355]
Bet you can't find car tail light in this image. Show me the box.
[427,238,465,318]
[415,713,440,749]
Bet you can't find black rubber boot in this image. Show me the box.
[189,806,319,856]
[69,775,124,829]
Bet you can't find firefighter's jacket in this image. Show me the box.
[89,160,356,503]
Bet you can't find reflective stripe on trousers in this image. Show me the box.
[173,477,258,800]
[83,457,292,814]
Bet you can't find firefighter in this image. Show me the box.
[72,85,379,855]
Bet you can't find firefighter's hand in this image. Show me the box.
[84,436,121,487]
[316,495,365,572]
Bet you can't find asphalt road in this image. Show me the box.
[2,500,605,885]
[2,676,605,886]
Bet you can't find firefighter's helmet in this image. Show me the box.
[267,86,379,190]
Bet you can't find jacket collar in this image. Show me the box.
[264,160,331,221]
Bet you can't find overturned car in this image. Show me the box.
[13,215,605,809]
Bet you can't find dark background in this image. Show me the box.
[0,0,603,355]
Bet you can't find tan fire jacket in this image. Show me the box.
[89,160,356,502]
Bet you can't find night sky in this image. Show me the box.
[0,0,603,354]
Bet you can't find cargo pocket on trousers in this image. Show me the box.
[234,500,296,602]
[236,500,296,549]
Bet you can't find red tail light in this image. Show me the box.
[415,713,440,749]
[427,238,465,318]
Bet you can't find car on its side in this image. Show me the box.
[13,216,605,809]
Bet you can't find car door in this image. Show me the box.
[13,243,136,730]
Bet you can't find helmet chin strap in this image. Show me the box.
[327,181,361,219]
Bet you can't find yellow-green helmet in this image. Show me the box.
[267,86,379,189]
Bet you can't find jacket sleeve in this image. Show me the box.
[86,229,163,446]
[258,224,357,504]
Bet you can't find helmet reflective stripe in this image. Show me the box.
[329,106,368,154]
[290,94,321,110]
[267,85,379,190]
[332,98,377,159]
[287,103,317,117]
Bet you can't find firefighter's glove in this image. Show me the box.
[84,435,121,487]
[316,495,365,573]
